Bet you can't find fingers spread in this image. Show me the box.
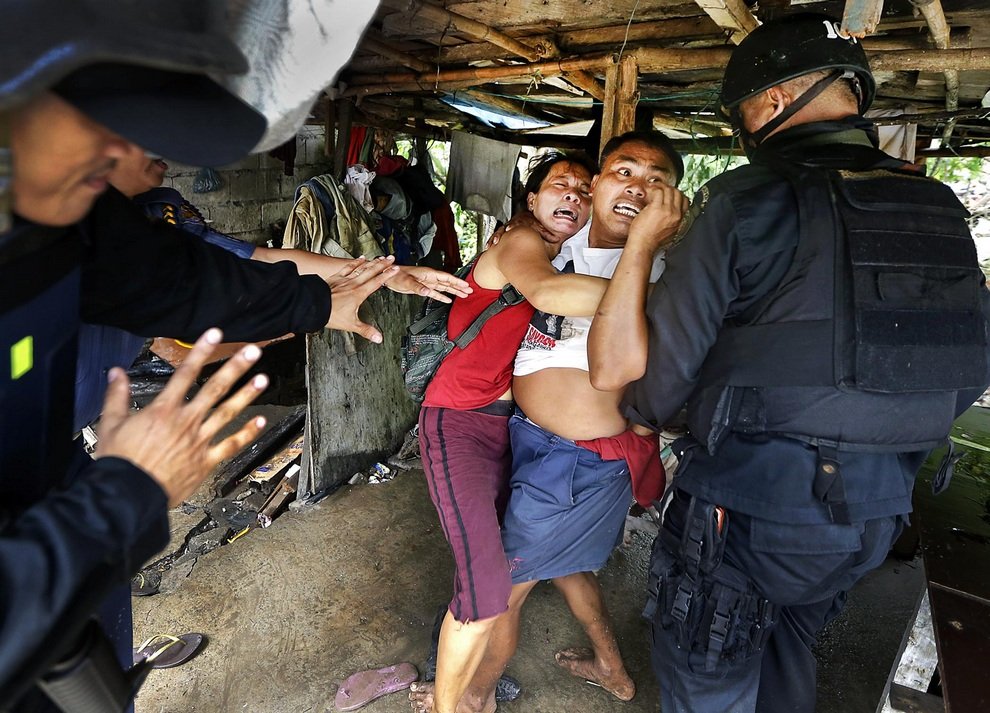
[200,372,269,442]
[157,328,223,407]
[188,343,263,414]
[206,415,267,466]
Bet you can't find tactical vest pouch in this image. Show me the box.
[833,171,987,392]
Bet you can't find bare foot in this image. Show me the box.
[409,682,434,713]
[554,647,636,702]
[459,687,497,713]
[408,682,496,713]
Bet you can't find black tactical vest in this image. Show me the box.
[694,149,987,453]
[0,223,80,517]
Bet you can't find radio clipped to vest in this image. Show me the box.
[400,255,524,402]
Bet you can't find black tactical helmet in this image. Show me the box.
[0,0,266,166]
[719,13,876,115]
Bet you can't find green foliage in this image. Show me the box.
[679,152,748,198]
[928,156,985,185]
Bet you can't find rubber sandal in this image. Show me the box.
[334,662,418,711]
[496,674,522,702]
[130,572,159,597]
[133,633,205,669]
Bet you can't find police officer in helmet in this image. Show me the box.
[590,13,990,712]
[0,2,394,710]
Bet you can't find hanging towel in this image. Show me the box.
[446,131,519,222]
[345,165,377,212]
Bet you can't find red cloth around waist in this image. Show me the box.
[576,429,665,507]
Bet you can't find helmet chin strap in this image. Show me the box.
[743,69,845,150]
[0,112,10,234]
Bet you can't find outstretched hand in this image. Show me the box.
[96,328,269,507]
[325,255,400,342]
[385,265,472,303]
[627,183,690,254]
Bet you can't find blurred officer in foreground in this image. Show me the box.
[0,1,395,709]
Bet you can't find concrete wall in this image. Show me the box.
[165,125,332,246]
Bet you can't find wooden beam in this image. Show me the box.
[559,17,723,49]
[842,0,885,38]
[564,70,606,101]
[362,35,434,73]
[601,55,639,147]
[348,54,609,88]
[694,0,759,44]
[909,0,960,142]
[345,45,990,98]
[378,0,556,63]
[869,47,990,73]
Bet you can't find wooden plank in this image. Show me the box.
[381,0,702,37]
[694,0,758,44]
[212,405,307,497]
[379,0,555,62]
[888,683,946,713]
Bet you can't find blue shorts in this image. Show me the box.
[502,414,632,583]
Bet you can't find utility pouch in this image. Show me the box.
[832,170,986,393]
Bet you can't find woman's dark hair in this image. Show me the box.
[599,130,684,186]
[522,150,598,196]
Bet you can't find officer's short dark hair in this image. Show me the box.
[599,130,684,186]
[523,150,599,196]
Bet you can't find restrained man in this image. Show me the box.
[589,14,990,713]
[431,131,688,712]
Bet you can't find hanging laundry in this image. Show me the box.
[268,135,298,176]
[220,0,380,152]
[866,107,918,163]
[429,202,462,273]
[283,174,383,260]
[347,127,368,168]
[446,131,520,223]
[345,165,377,212]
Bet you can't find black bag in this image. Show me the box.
[401,256,524,402]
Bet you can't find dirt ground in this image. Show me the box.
[133,466,924,713]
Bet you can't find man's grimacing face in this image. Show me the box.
[590,140,678,246]
[10,93,129,226]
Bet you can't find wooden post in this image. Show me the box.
[333,100,352,181]
[601,55,639,150]
[323,96,335,159]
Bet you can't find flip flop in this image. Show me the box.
[334,662,418,711]
[496,674,522,702]
[130,572,159,597]
[133,633,205,669]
